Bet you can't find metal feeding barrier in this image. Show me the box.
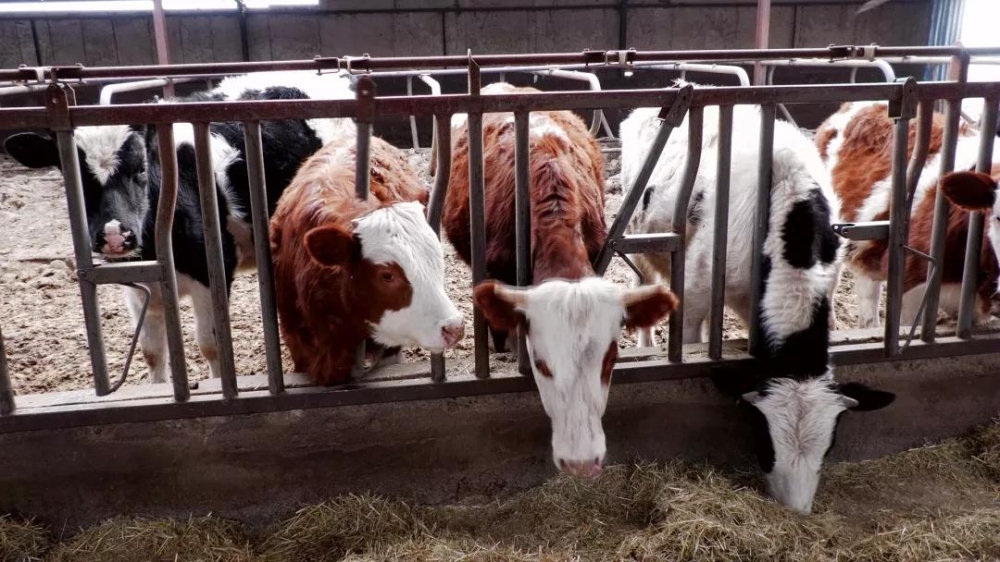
[1,45,999,432]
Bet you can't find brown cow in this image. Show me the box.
[815,101,999,328]
[271,136,465,385]
[442,82,677,479]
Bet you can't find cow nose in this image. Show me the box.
[440,318,465,347]
[558,458,603,479]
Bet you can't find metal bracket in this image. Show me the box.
[311,55,342,75]
[658,82,694,126]
[468,49,481,96]
[832,221,889,241]
[343,54,371,75]
[44,82,74,131]
[354,75,376,124]
[888,76,918,121]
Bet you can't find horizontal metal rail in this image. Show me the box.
[9,81,1000,131]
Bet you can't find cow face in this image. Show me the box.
[5,126,149,259]
[941,171,1000,291]
[474,278,677,479]
[739,376,895,515]
[304,201,464,352]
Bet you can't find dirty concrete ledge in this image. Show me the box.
[1,352,998,529]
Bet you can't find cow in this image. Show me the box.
[443,82,679,480]
[619,101,895,514]
[270,135,465,385]
[814,101,1000,329]
[2,70,356,383]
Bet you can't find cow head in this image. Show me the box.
[714,371,895,515]
[304,200,464,352]
[474,278,677,479]
[5,126,149,259]
[941,170,1000,291]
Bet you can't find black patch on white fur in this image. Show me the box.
[641,186,655,212]
[687,190,705,229]
[768,297,832,380]
[781,187,838,269]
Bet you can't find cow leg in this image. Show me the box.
[124,284,168,384]
[189,281,222,379]
[855,275,883,329]
[827,262,844,331]
[681,290,710,345]
[629,253,662,348]
[489,327,510,354]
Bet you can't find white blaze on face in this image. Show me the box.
[743,376,854,515]
[355,201,464,352]
[75,125,134,185]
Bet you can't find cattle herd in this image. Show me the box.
[4,71,1000,515]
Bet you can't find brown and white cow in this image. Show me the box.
[815,101,1000,328]
[270,136,465,386]
[443,82,678,479]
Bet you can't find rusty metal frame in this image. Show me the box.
[2,49,1000,428]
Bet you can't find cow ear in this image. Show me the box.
[623,284,678,331]
[838,382,895,411]
[4,132,61,169]
[940,171,997,211]
[741,391,766,406]
[473,281,526,332]
[304,225,357,267]
[710,365,762,399]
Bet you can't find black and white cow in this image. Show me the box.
[619,100,896,515]
[3,70,356,382]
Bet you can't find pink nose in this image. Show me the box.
[559,459,603,479]
[441,320,465,347]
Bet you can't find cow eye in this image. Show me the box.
[380,271,396,283]
[136,171,148,183]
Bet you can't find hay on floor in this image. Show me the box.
[0,515,48,562]
[45,515,253,562]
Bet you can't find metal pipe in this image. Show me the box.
[708,105,733,360]
[957,98,998,338]
[0,324,13,416]
[407,76,420,149]
[427,113,452,383]
[884,112,912,355]
[594,84,693,275]
[532,68,606,137]
[514,111,532,376]
[921,56,969,342]
[154,125,191,402]
[353,119,373,379]
[467,58,490,379]
[420,74,443,177]
[151,0,174,98]
[99,78,199,105]
[906,100,935,206]
[56,129,112,396]
[747,104,775,357]
[668,106,704,363]
[192,122,238,398]
[0,83,51,98]
[243,121,284,394]
[636,62,751,87]
[760,59,897,83]
[753,0,771,85]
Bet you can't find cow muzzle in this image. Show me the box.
[94,220,137,257]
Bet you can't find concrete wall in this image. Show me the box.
[0,0,935,147]
[2,352,998,528]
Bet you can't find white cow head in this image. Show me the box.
[474,278,678,479]
[305,201,465,352]
[727,373,895,515]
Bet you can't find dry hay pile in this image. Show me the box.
[3,419,998,562]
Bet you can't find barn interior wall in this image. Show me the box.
[0,0,934,147]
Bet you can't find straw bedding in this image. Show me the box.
[3,419,998,562]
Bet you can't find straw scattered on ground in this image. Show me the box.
[5,419,1000,562]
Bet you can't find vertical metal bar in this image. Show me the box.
[753,0,771,85]
[922,54,968,342]
[427,114,452,234]
[906,100,935,204]
[353,119,373,378]
[957,97,998,338]
[514,111,532,376]
[468,56,490,379]
[56,130,111,396]
[427,114,452,383]
[237,1,250,62]
[0,324,13,415]
[407,76,420,149]
[618,0,628,52]
[151,0,174,98]
[243,121,284,394]
[668,106,704,363]
[708,105,733,360]
[155,125,190,402]
[192,123,238,398]
[747,104,775,357]
[884,114,912,356]
[594,84,693,275]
